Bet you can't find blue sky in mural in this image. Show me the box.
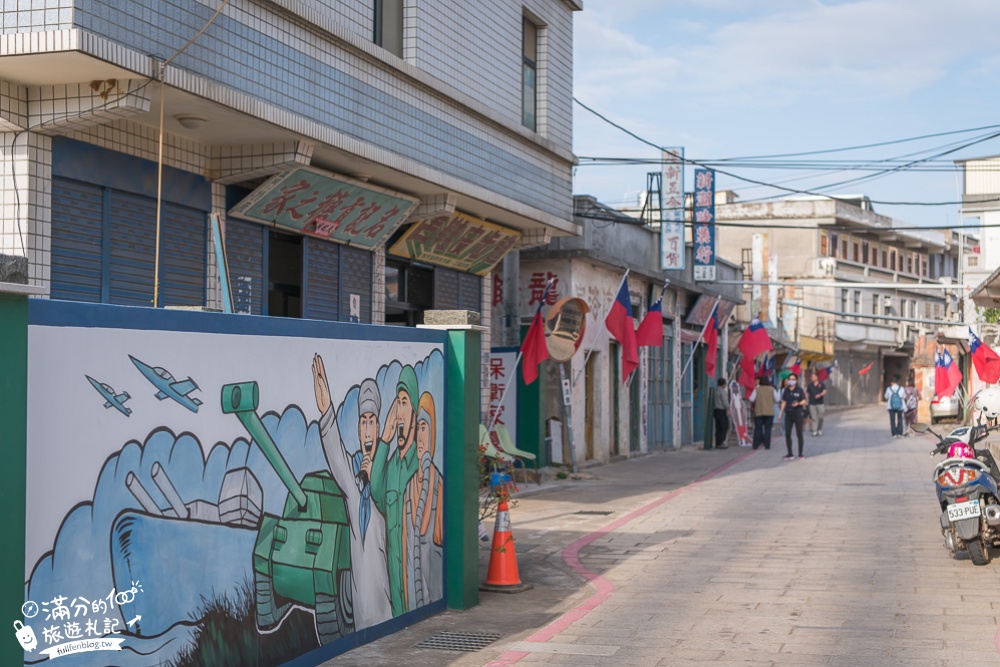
[573,0,1000,228]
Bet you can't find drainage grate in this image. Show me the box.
[576,510,614,515]
[414,631,503,652]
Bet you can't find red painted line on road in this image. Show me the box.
[483,449,757,666]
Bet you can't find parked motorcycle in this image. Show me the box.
[917,387,1000,566]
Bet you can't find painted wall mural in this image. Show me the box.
[22,309,446,666]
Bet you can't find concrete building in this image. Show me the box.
[507,195,741,465]
[1,0,581,364]
[713,195,948,406]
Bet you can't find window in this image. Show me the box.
[853,290,861,321]
[922,259,928,277]
[871,293,879,320]
[841,239,848,259]
[522,17,539,131]
[882,250,888,268]
[906,256,913,274]
[820,232,829,256]
[829,232,839,257]
[373,0,403,57]
[884,296,893,322]
[841,288,849,315]
[890,248,897,271]
[853,241,860,262]
[862,240,869,264]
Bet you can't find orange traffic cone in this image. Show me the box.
[480,499,533,593]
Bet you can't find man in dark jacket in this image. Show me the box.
[779,373,808,460]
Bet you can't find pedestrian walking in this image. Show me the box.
[748,376,776,450]
[807,371,827,436]
[885,375,906,438]
[713,377,730,449]
[775,377,787,436]
[903,378,920,437]
[778,372,808,460]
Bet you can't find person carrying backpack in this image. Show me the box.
[884,375,906,438]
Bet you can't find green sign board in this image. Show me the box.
[229,167,419,248]
[389,212,520,276]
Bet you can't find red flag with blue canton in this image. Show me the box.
[704,304,719,377]
[969,327,1000,384]
[942,349,962,397]
[520,283,552,385]
[635,291,664,348]
[605,278,639,381]
[737,317,772,359]
[814,360,835,382]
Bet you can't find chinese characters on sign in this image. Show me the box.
[16,581,145,659]
[661,148,685,270]
[389,212,521,276]
[229,167,419,249]
[528,272,559,306]
[692,168,716,282]
[488,349,519,435]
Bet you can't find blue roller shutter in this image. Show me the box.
[340,245,372,323]
[160,202,206,306]
[108,191,156,306]
[50,178,103,302]
[303,237,340,321]
[227,219,265,315]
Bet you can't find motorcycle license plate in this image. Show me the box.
[947,499,981,522]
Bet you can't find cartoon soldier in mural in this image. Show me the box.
[404,392,444,609]
[371,365,420,616]
[312,355,393,630]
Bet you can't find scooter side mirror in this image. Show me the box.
[911,423,931,434]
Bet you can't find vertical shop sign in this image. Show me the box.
[692,168,716,282]
[661,148,684,270]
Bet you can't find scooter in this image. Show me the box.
[917,420,1000,565]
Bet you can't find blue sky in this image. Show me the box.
[572,0,1000,229]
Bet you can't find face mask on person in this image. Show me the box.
[788,379,797,387]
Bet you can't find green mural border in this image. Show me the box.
[0,293,27,667]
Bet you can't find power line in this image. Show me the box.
[572,97,1000,207]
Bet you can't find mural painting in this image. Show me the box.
[21,313,446,666]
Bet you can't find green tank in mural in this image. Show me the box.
[221,381,354,644]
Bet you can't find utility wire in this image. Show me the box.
[572,97,1000,207]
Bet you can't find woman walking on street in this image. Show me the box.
[903,378,920,437]
[779,373,808,460]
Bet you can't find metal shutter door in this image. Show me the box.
[434,268,459,309]
[160,202,206,307]
[108,191,156,306]
[458,272,483,313]
[340,245,372,323]
[226,219,265,315]
[50,178,103,302]
[303,237,340,321]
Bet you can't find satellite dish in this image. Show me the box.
[545,297,590,362]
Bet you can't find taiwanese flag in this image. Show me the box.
[933,351,947,395]
[943,349,962,397]
[815,360,835,382]
[737,318,772,359]
[788,356,802,377]
[969,327,1000,384]
[635,292,664,348]
[859,361,874,376]
[704,304,719,378]
[738,354,756,392]
[606,278,639,381]
[520,307,548,385]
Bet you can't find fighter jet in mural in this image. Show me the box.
[85,375,132,416]
[129,355,203,413]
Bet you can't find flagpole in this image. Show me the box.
[679,294,722,380]
[572,269,631,387]
[486,279,554,434]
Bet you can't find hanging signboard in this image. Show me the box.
[661,147,685,271]
[692,168,716,282]
[389,211,520,276]
[228,166,419,249]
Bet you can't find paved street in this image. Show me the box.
[324,406,1000,666]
